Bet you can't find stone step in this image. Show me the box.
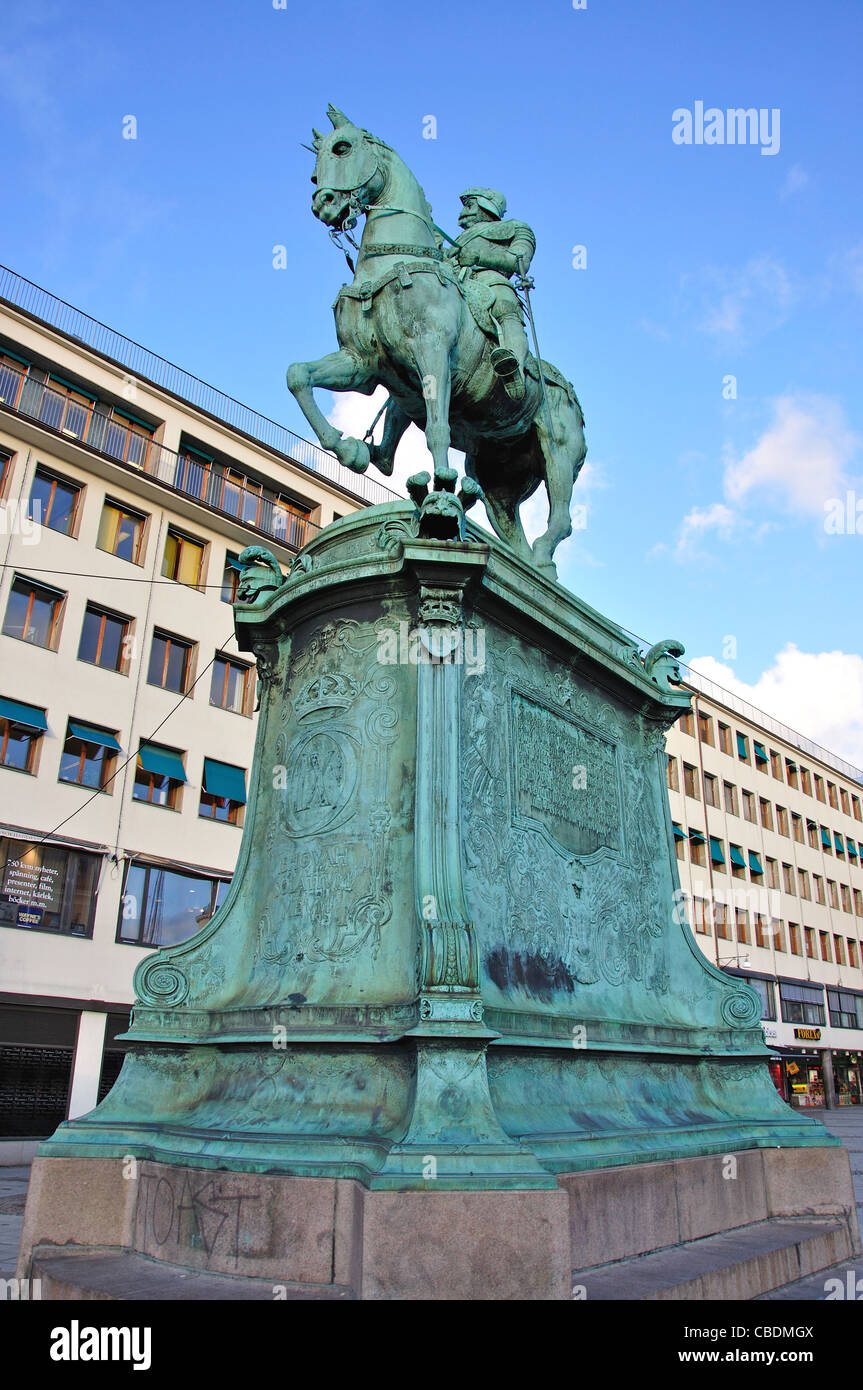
[574,1218,851,1300]
[30,1247,354,1301]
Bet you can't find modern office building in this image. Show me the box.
[0,267,395,1156]
[667,670,863,1109]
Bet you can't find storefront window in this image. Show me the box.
[118,861,229,946]
[0,836,100,936]
[779,981,825,1027]
[784,1055,824,1108]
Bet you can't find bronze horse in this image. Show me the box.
[287,106,586,578]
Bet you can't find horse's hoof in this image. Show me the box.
[335,436,370,473]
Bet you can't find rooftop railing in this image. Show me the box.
[0,265,400,507]
[0,360,319,550]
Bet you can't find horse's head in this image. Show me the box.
[309,105,388,228]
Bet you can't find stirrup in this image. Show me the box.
[490,347,519,379]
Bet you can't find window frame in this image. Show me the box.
[2,575,66,650]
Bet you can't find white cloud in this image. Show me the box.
[780,165,809,199]
[688,646,863,769]
[682,255,794,344]
[723,393,859,515]
[673,501,739,559]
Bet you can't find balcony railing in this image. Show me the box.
[0,265,401,507]
[0,361,319,550]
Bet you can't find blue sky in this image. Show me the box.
[2,0,862,761]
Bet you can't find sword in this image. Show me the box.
[516,256,556,451]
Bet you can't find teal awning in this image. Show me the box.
[709,837,725,864]
[730,845,747,868]
[203,758,247,804]
[689,829,706,844]
[672,823,686,840]
[138,743,187,782]
[821,827,832,849]
[753,741,768,763]
[848,840,858,859]
[834,832,845,853]
[68,720,121,751]
[0,697,47,730]
[736,733,748,757]
[748,851,764,875]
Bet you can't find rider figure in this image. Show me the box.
[446,188,535,401]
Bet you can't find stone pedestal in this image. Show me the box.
[18,502,857,1298]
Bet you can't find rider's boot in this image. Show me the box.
[490,314,527,400]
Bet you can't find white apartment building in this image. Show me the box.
[0,267,394,1157]
[667,671,863,1110]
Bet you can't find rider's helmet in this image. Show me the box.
[460,188,506,221]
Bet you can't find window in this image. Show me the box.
[772,920,786,952]
[753,741,769,769]
[791,812,803,844]
[58,720,120,792]
[785,760,798,789]
[804,926,816,958]
[148,631,194,694]
[103,409,154,467]
[834,936,846,966]
[162,527,205,588]
[765,857,779,890]
[799,766,812,796]
[0,835,100,936]
[689,830,706,867]
[666,755,679,792]
[221,552,241,604]
[754,915,768,949]
[28,466,81,536]
[78,604,131,672]
[679,711,695,737]
[718,722,732,755]
[742,790,756,823]
[272,494,313,548]
[735,909,749,944]
[841,884,852,914]
[210,654,252,716]
[827,782,839,811]
[797,868,810,901]
[692,897,711,934]
[748,978,776,1021]
[132,742,186,809]
[715,904,731,940]
[854,888,863,917]
[730,844,747,879]
[848,940,859,969]
[828,880,839,910]
[723,781,738,816]
[175,445,212,500]
[698,712,713,747]
[118,860,229,947]
[0,448,12,498]
[0,698,46,773]
[819,931,832,962]
[840,788,850,817]
[782,862,795,894]
[770,751,783,780]
[759,798,773,831]
[806,819,818,850]
[704,773,719,808]
[97,499,147,563]
[821,825,833,855]
[199,759,247,824]
[683,763,699,799]
[2,576,65,649]
[827,989,863,1030]
[814,774,825,803]
[853,795,862,822]
[776,806,789,837]
[710,837,725,870]
[814,874,825,905]
[788,923,802,956]
[737,732,750,763]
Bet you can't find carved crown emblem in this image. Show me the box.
[294,672,358,719]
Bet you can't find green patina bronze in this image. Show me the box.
[39,500,833,1186]
[286,106,586,580]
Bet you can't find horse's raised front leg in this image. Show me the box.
[287,350,376,473]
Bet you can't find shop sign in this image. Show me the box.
[794,1027,821,1041]
[16,906,43,928]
